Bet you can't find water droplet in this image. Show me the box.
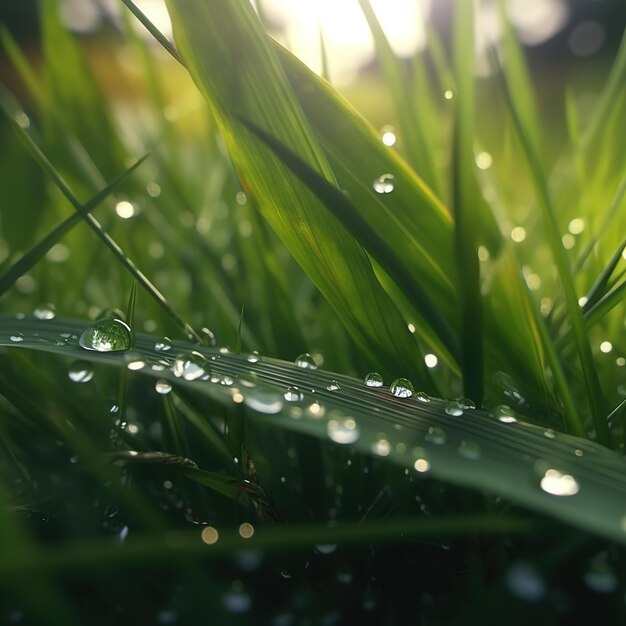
[327,415,359,444]
[390,378,414,398]
[426,426,446,444]
[371,439,391,456]
[247,351,260,363]
[458,440,481,460]
[456,397,475,410]
[10,333,24,342]
[79,318,133,352]
[200,327,216,346]
[326,380,341,391]
[415,391,431,403]
[172,353,208,381]
[33,304,56,320]
[284,386,303,402]
[295,353,317,369]
[68,360,94,383]
[540,469,580,496]
[445,400,464,416]
[244,390,283,414]
[364,372,383,387]
[506,563,546,601]
[155,338,172,352]
[155,379,172,395]
[127,359,145,371]
[495,405,517,423]
[373,173,395,194]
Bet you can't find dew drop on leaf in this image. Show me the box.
[390,378,414,398]
[295,353,317,369]
[364,372,383,387]
[284,386,303,402]
[372,173,395,194]
[445,400,464,416]
[155,379,172,395]
[33,304,56,320]
[68,360,94,383]
[79,317,133,353]
[539,469,580,496]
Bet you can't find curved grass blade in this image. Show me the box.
[2,315,626,546]
[356,0,440,194]
[582,237,626,314]
[0,512,533,577]
[0,152,149,298]
[162,0,431,380]
[1,98,200,342]
[492,48,610,446]
[451,0,483,404]
[240,117,458,361]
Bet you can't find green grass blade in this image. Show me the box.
[582,237,626,314]
[161,0,433,380]
[2,315,626,545]
[241,118,458,362]
[0,153,149,298]
[0,99,200,341]
[119,0,183,64]
[451,0,483,404]
[493,51,610,446]
[356,0,440,194]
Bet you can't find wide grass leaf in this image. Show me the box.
[163,0,431,382]
[2,315,626,546]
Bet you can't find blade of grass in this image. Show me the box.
[356,0,440,195]
[582,237,626,314]
[3,315,626,545]
[240,118,458,362]
[0,153,149,298]
[0,93,200,342]
[162,0,434,380]
[451,0,483,404]
[119,0,183,64]
[492,47,610,445]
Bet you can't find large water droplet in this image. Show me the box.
[456,397,475,410]
[327,415,359,444]
[295,353,317,369]
[33,304,56,320]
[155,379,172,395]
[390,378,414,398]
[68,360,94,383]
[172,353,208,381]
[540,469,580,496]
[283,387,303,402]
[10,333,24,342]
[426,426,446,444]
[79,318,133,353]
[364,372,383,387]
[373,173,395,194]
